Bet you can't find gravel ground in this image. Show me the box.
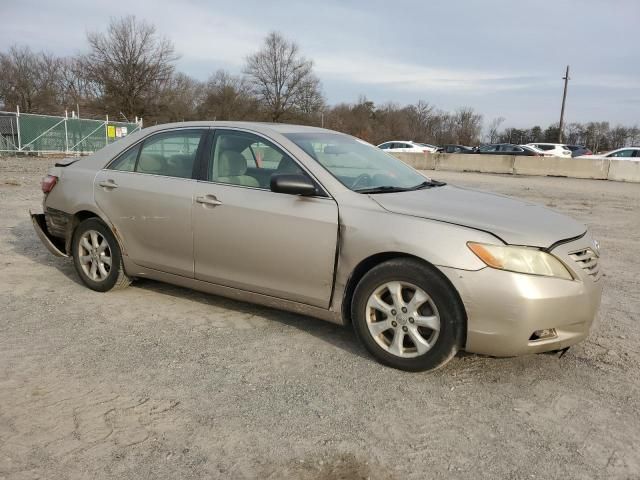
[1,156,639,479]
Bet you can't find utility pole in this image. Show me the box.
[558,65,570,143]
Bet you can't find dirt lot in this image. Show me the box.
[1,156,639,479]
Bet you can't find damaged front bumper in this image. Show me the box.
[30,210,68,257]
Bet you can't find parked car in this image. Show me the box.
[599,147,640,159]
[566,145,593,157]
[437,145,476,154]
[527,143,572,158]
[378,141,438,153]
[417,142,439,151]
[478,143,543,156]
[31,122,603,372]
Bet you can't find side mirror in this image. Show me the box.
[270,174,317,196]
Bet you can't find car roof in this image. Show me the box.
[608,146,640,152]
[527,142,566,146]
[140,121,335,136]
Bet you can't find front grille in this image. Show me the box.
[569,248,600,281]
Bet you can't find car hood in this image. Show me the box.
[370,185,586,248]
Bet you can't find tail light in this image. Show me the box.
[41,175,58,194]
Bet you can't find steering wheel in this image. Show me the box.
[351,173,372,190]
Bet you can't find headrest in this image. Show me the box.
[218,151,248,177]
[137,153,166,173]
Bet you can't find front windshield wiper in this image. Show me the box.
[409,180,447,190]
[355,180,447,194]
[355,185,411,194]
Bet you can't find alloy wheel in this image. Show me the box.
[365,281,440,358]
[78,230,112,282]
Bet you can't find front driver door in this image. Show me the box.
[192,129,339,308]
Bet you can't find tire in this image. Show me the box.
[351,258,464,372]
[71,218,131,292]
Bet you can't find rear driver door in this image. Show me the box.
[94,128,206,277]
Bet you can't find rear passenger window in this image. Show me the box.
[110,145,140,172]
[136,130,204,178]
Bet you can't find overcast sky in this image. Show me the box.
[2,0,639,127]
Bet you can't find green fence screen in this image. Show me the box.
[0,111,141,154]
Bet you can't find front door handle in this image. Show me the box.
[195,195,223,207]
[98,180,118,189]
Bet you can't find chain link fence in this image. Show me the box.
[0,109,141,156]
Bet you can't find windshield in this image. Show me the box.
[284,132,437,193]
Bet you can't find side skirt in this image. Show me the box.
[122,259,345,326]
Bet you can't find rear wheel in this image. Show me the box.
[72,218,130,292]
[351,259,464,372]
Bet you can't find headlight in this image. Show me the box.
[467,242,573,280]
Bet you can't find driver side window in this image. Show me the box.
[210,130,305,189]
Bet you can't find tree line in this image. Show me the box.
[0,16,637,151]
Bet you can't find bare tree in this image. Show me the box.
[198,70,259,121]
[152,72,203,122]
[452,107,483,145]
[244,32,323,122]
[0,45,62,113]
[486,116,505,143]
[84,16,177,118]
[405,100,435,142]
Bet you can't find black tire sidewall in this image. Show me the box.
[72,218,124,292]
[351,259,464,372]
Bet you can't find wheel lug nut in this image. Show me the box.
[391,309,396,316]
[402,326,408,332]
[409,317,414,323]
[401,307,407,313]
[391,321,397,327]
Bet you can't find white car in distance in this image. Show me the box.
[527,143,572,158]
[378,141,438,153]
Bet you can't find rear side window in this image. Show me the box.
[480,145,498,152]
[136,130,204,178]
[110,145,140,172]
[608,149,634,158]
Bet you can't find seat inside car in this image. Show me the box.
[137,153,167,174]
[216,151,260,187]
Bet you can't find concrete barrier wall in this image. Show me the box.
[608,159,640,182]
[391,152,436,170]
[390,152,640,183]
[513,156,610,179]
[434,153,514,174]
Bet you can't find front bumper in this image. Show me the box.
[440,235,603,357]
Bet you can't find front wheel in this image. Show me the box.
[72,218,131,292]
[351,259,465,372]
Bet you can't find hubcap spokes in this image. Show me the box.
[79,230,112,282]
[365,281,440,358]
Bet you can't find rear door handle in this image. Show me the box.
[98,180,118,189]
[195,195,222,207]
